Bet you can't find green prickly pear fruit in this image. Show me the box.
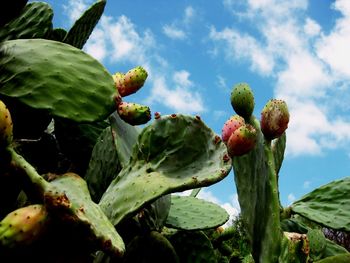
[117,102,151,126]
[221,115,245,144]
[230,83,255,119]
[227,124,257,157]
[113,66,148,97]
[261,99,289,140]
[0,100,13,147]
[0,204,48,248]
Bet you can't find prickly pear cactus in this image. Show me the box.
[0,39,117,122]
[165,195,229,230]
[99,114,231,226]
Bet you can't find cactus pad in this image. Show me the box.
[99,114,232,226]
[63,0,106,49]
[165,195,229,230]
[0,39,116,122]
[291,177,350,231]
[0,2,53,41]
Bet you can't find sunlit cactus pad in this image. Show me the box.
[0,39,116,122]
[99,114,232,226]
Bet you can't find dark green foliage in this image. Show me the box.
[314,253,350,263]
[0,0,28,27]
[0,2,53,41]
[123,231,179,263]
[165,195,229,230]
[49,28,67,42]
[169,230,217,263]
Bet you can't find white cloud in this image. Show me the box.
[304,18,321,37]
[303,181,310,189]
[146,74,204,114]
[212,0,350,156]
[162,6,197,40]
[287,193,296,204]
[163,25,186,40]
[64,0,205,114]
[63,0,90,23]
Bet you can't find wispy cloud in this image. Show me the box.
[162,6,197,40]
[211,0,350,157]
[63,0,90,23]
[64,1,205,114]
[287,193,296,204]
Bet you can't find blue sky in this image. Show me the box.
[34,0,350,222]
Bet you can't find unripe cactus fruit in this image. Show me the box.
[221,115,245,144]
[117,102,151,126]
[227,124,257,156]
[230,83,255,119]
[0,204,48,248]
[0,100,13,147]
[113,66,148,97]
[260,99,289,140]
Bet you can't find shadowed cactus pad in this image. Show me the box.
[99,114,232,226]
[165,195,229,230]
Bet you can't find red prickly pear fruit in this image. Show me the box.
[113,66,148,97]
[117,102,151,126]
[0,100,13,147]
[0,204,48,248]
[230,83,255,119]
[221,115,245,144]
[260,99,289,140]
[227,124,257,157]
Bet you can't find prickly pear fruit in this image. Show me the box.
[117,102,151,126]
[0,100,13,147]
[221,115,245,144]
[227,124,257,156]
[0,204,48,248]
[113,66,148,97]
[230,83,255,119]
[260,99,289,140]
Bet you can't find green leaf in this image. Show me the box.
[0,39,117,122]
[291,177,350,231]
[99,114,232,226]
[165,195,229,230]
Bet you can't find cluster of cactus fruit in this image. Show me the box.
[1,1,350,262]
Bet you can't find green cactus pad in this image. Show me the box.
[291,177,350,231]
[272,132,286,175]
[0,2,53,41]
[63,0,106,49]
[0,39,116,122]
[165,195,229,230]
[232,117,282,262]
[123,231,179,263]
[85,126,122,202]
[314,253,350,263]
[99,114,232,226]
[54,118,109,174]
[308,229,326,261]
[47,173,125,257]
[168,230,217,263]
[49,28,67,42]
[109,112,140,167]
